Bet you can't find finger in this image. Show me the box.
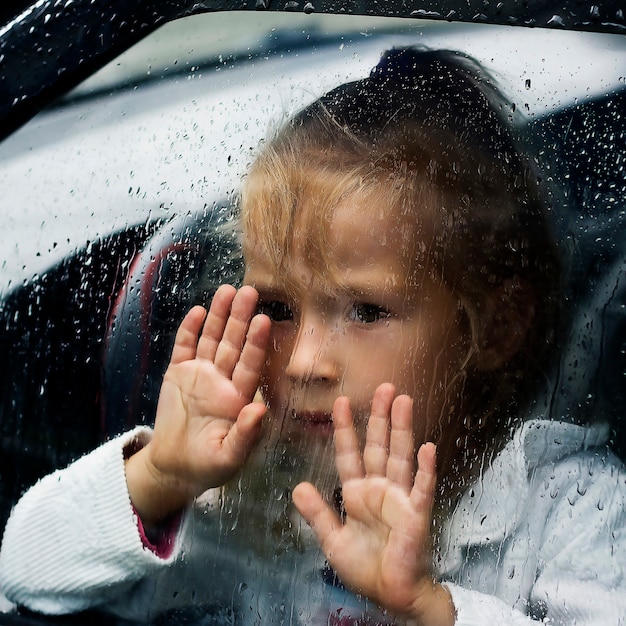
[231,313,271,399]
[410,443,437,514]
[213,286,260,377]
[221,402,266,464]
[196,284,238,361]
[387,395,415,489]
[169,306,208,365]
[293,482,343,554]
[363,383,395,477]
[332,397,364,483]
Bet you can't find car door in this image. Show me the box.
[0,2,624,624]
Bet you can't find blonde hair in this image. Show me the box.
[241,48,560,467]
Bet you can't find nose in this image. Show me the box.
[285,313,340,385]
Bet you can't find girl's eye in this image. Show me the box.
[258,300,294,322]
[348,303,391,324]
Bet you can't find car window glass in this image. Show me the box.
[0,11,625,625]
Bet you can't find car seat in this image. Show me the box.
[101,202,243,438]
[528,89,626,458]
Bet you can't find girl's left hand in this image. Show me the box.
[292,383,455,625]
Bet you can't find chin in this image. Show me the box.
[253,414,340,499]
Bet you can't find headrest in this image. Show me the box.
[101,204,243,438]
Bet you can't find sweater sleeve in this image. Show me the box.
[443,452,626,626]
[0,427,185,619]
[444,584,538,626]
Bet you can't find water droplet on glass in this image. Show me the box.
[546,14,565,27]
[410,9,441,18]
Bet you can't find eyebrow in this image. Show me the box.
[244,269,299,300]
[246,259,424,303]
[331,267,413,300]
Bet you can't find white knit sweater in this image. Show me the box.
[1,420,625,625]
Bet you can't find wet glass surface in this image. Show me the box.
[0,9,625,626]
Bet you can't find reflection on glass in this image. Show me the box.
[0,12,625,626]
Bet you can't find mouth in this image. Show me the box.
[291,409,334,435]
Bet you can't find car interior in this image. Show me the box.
[0,1,625,624]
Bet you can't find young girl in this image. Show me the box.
[1,48,625,625]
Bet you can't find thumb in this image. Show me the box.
[293,482,342,550]
[223,402,266,460]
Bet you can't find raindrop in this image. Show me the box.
[410,9,442,18]
[303,2,314,13]
[546,14,565,27]
[525,79,531,90]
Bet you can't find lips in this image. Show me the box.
[290,409,334,435]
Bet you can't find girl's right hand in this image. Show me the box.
[293,385,455,625]
[125,285,271,524]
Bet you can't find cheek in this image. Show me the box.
[370,329,431,385]
[378,324,467,401]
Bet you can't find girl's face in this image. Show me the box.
[243,197,469,467]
